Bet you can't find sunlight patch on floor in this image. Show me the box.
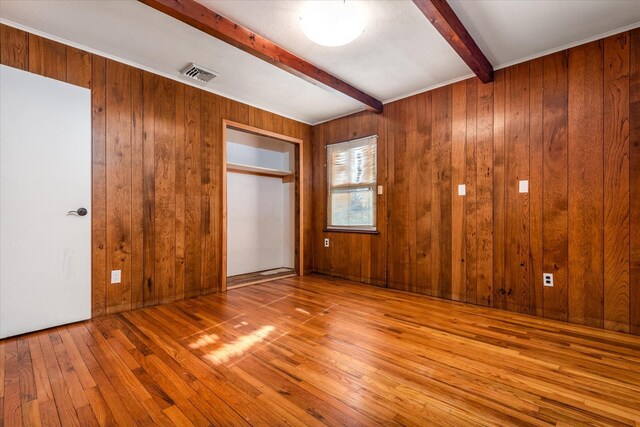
[188,333,220,350]
[203,325,276,365]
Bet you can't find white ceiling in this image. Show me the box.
[1,1,639,125]
[449,0,640,68]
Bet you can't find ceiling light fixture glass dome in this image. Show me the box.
[299,0,366,47]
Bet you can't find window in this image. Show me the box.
[326,135,377,231]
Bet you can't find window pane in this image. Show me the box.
[350,144,375,185]
[331,188,375,227]
[331,149,350,186]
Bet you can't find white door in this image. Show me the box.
[0,65,91,339]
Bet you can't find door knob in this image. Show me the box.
[68,208,88,216]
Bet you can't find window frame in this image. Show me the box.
[326,135,378,233]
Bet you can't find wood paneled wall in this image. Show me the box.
[312,111,388,286]
[313,29,640,335]
[0,24,312,316]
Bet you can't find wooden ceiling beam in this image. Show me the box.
[413,0,494,83]
[138,0,383,113]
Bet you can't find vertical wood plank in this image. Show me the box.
[312,124,328,275]
[389,100,410,290]
[431,87,453,299]
[493,69,507,310]
[359,113,375,283]
[325,123,337,276]
[476,80,494,307]
[603,32,630,332]
[154,75,177,304]
[200,93,216,294]
[465,79,478,304]
[543,51,569,322]
[451,81,467,302]
[0,24,28,69]
[212,95,224,293]
[529,58,544,317]
[91,56,108,317]
[66,46,91,88]
[406,98,418,291]
[131,69,144,310]
[568,40,604,328]
[335,118,352,280]
[142,71,156,307]
[27,34,66,81]
[105,60,133,314]
[175,83,186,302]
[505,63,531,314]
[416,92,433,293]
[628,28,640,335]
[184,86,202,298]
[303,124,314,275]
[377,111,388,286]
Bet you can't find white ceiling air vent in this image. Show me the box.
[180,63,218,84]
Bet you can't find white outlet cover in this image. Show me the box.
[458,184,466,196]
[519,180,529,193]
[324,238,330,248]
[543,273,554,287]
[377,185,383,195]
[111,270,121,284]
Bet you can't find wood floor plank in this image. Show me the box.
[2,275,640,426]
[48,332,89,410]
[65,325,135,426]
[16,338,36,404]
[3,340,23,426]
[37,333,79,427]
[0,340,6,400]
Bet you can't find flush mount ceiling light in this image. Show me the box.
[299,1,366,47]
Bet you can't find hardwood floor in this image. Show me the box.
[2,274,640,426]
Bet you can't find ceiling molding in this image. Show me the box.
[412,0,493,83]
[137,0,384,113]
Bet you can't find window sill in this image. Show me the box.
[323,228,380,235]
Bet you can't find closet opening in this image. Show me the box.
[222,120,303,290]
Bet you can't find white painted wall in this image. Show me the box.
[226,129,295,277]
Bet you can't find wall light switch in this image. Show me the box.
[543,273,554,287]
[377,185,383,195]
[324,238,330,248]
[519,180,529,193]
[458,184,466,196]
[111,270,121,284]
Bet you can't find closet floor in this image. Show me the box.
[227,268,295,289]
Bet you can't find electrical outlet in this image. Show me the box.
[324,238,330,248]
[111,270,121,284]
[519,180,529,193]
[377,185,383,195]
[458,184,466,196]
[543,273,554,287]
